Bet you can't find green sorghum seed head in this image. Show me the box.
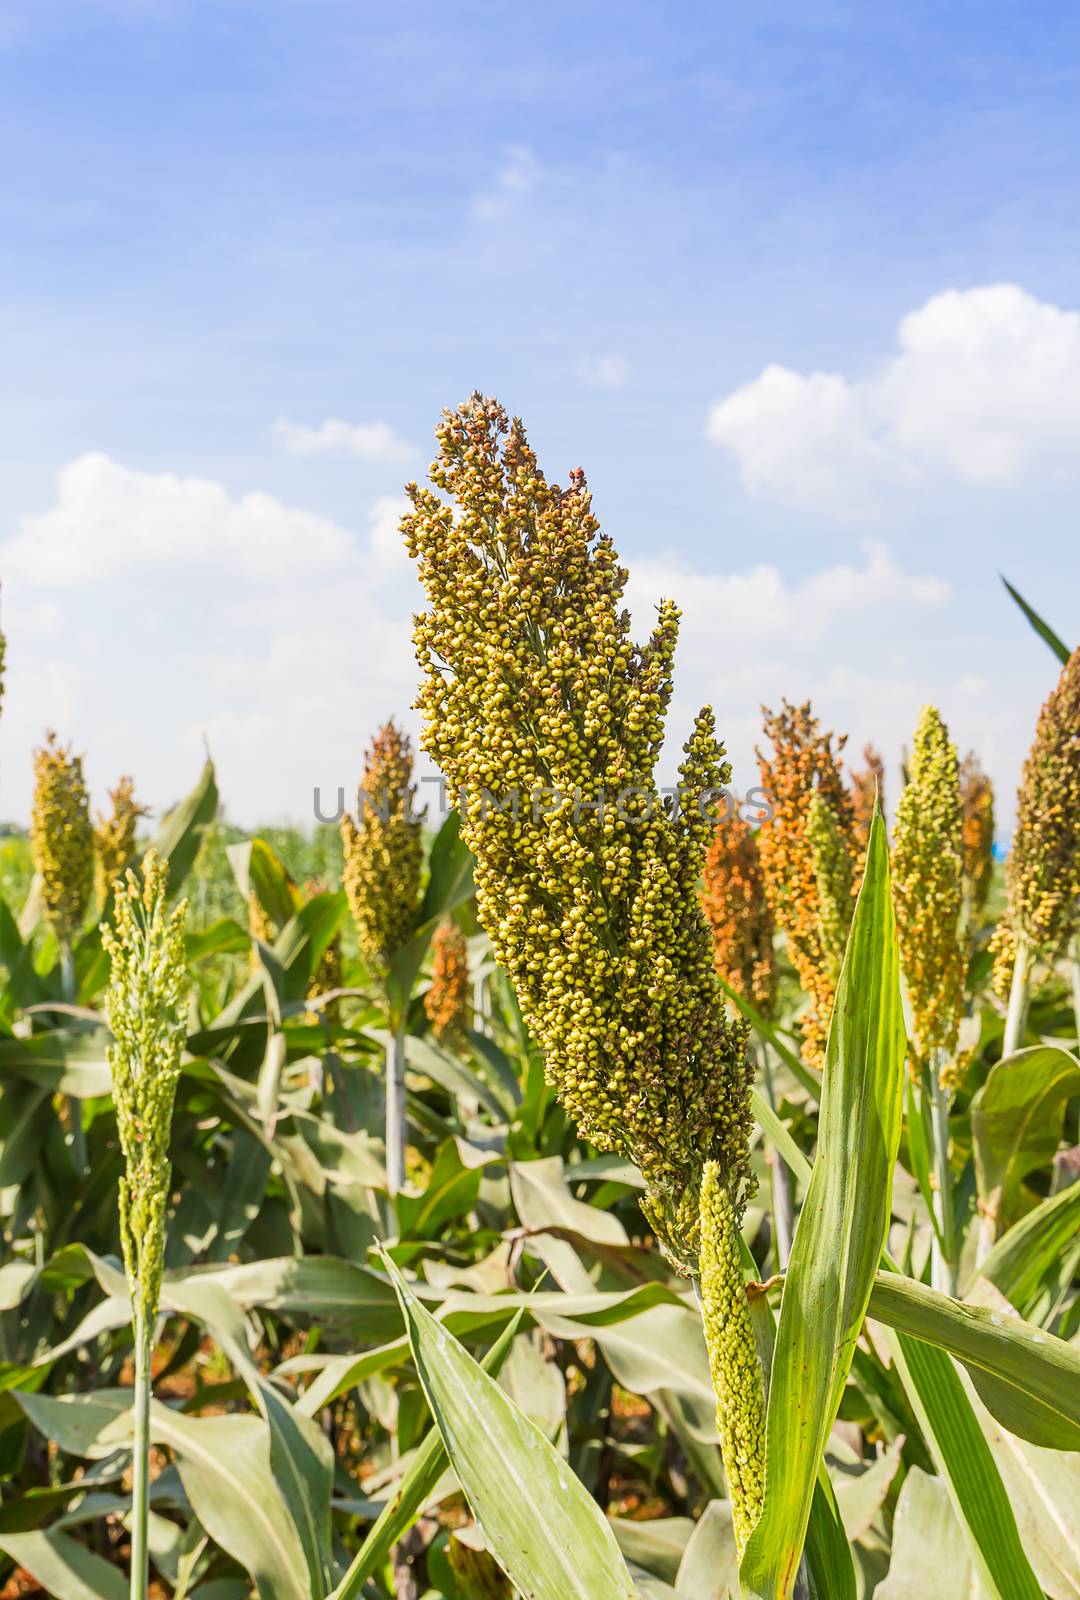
[31,731,94,946]
[1006,647,1080,959]
[402,395,754,1270]
[806,791,855,981]
[94,775,149,910]
[101,850,189,1321]
[892,705,965,1067]
[341,720,424,973]
[698,1162,767,1555]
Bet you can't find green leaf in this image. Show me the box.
[148,756,218,896]
[674,1501,738,1598]
[384,1254,637,1600]
[885,1330,1042,1600]
[740,809,905,1599]
[868,1270,1080,1450]
[0,1527,127,1600]
[970,1043,1080,1238]
[874,1467,983,1599]
[227,839,301,933]
[330,1312,523,1600]
[1000,574,1072,664]
[977,1180,1080,1315]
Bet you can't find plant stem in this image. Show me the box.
[1071,936,1080,1053]
[760,1042,794,1268]
[1002,935,1031,1059]
[59,941,87,1174]
[130,1304,152,1600]
[929,1058,957,1296]
[385,1023,407,1196]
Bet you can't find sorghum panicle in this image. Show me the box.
[892,706,965,1068]
[1004,647,1080,959]
[959,752,995,920]
[403,395,754,1269]
[756,701,856,1068]
[341,721,424,973]
[700,812,777,1016]
[94,776,149,908]
[101,851,189,1321]
[850,743,886,856]
[806,792,856,980]
[425,920,472,1048]
[31,731,94,946]
[698,1162,767,1554]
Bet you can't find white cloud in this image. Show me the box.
[578,354,630,390]
[274,416,413,462]
[707,284,1080,516]
[0,456,422,827]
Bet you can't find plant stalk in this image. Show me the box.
[1002,934,1031,1059]
[59,940,87,1174]
[130,1304,152,1600]
[1071,935,1080,1053]
[929,1057,957,1296]
[385,1023,408,1196]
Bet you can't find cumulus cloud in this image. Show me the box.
[578,354,630,390]
[274,416,413,461]
[707,284,1080,516]
[0,456,420,826]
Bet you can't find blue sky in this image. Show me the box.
[1,0,1078,828]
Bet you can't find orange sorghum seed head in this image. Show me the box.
[756,701,856,1069]
[701,812,777,1017]
[425,920,472,1049]
[959,752,995,919]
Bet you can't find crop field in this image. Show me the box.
[0,397,1078,1600]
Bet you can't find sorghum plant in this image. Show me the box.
[403,395,762,1536]
[999,646,1080,1053]
[341,720,424,1192]
[700,812,777,1016]
[425,920,472,1049]
[101,851,188,1600]
[892,706,964,1291]
[959,751,995,922]
[756,701,856,1067]
[31,731,94,971]
[849,743,885,856]
[94,776,149,909]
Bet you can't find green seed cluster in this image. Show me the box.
[893,706,964,1067]
[402,394,754,1269]
[341,721,423,973]
[698,1162,766,1555]
[101,851,189,1321]
[1006,647,1080,959]
[31,731,94,945]
[806,792,855,981]
[94,775,148,909]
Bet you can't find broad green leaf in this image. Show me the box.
[675,1500,739,1599]
[0,1527,127,1600]
[611,1518,694,1584]
[1001,574,1072,664]
[885,1331,1042,1599]
[875,1467,982,1600]
[977,1180,1080,1316]
[385,1255,637,1600]
[869,1269,1080,1450]
[227,838,301,932]
[970,1044,1080,1238]
[741,808,905,1599]
[148,756,218,895]
[330,1312,522,1600]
